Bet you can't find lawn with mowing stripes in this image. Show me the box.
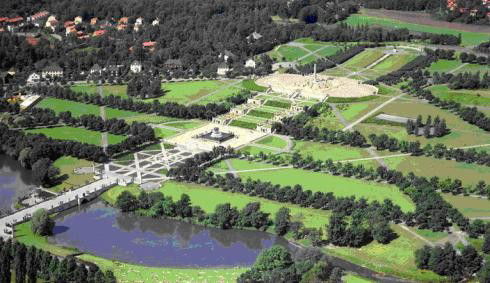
[36,97,101,117]
[248,109,275,119]
[342,49,386,71]
[343,14,489,46]
[256,136,287,149]
[229,120,257,129]
[26,126,125,146]
[225,159,415,212]
[370,53,417,74]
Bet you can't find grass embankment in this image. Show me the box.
[343,14,489,46]
[26,126,126,146]
[211,159,415,212]
[15,220,244,283]
[102,181,331,230]
[242,79,267,92]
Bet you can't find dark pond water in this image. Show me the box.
[0,154,36,211]
[49,201,292,267]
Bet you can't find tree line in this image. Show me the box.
[115,190,272,231]
[238,245,344,283]
[169,146,489,239]
[32,85,253,120]
[432,71,490,90]
[460,52,490,66]
[0,238,116,283]
[476,41,490,54]
[406,115,449,138]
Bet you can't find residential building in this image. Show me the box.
[152,18,160,26]
[164,59,183,69]
[74,16,83,24]
[90,17,98,25]
[42,65,63,78]
[130,61,143,73]
[93,30,106,37]
[219,50,237,63]
[26,73,41,84]
[105,65,121,77]
[90,64,102,75]
[246,31,263,42]
[245,58,256,68]
[217,63,231,76]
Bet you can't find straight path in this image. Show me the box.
[346,53,391,78]
[399,224,435,247]
[343,94,405,132]
[250,143,283,152]
[224,159,238,177]
[186,80,243,106]
[99,106,108,150]
[152,124,184,132]
[449,63,469,74]
[329,103,349,126]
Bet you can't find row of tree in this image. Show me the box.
[460,52,490,66]
[170,146,489,239]
[246,149,488,198]
[32,85,253,120]
[432,71,490,90]
[476,41,490,54]
[238,246,344,283]
[0,238,115,283]
[415,243,482,281]
[406,115,449,138]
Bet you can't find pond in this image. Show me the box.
[0,154,36,211]
[49,201,293,267]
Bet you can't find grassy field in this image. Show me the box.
[242,79,267,92]
[71,84,128,98]
[165,120,207,130]
[122,114,181,124]
[340,49,386,72]
[269,45,308,62]
[219,159,415,212]
[358,100,490,147]
[26,126,126,146]
[343,273,375,283]
[229,119,257,129]
[154,127,180,139]
[196,86,242,105]
[50,157,94,193]
[429,85,490,106]
[327,225,444,282]
[256,136,287,149]
[442,194,490,218]
[36,97,139,119]
[239,145,278,155]
[248,109,275,119]
[427,59,463,73]
[292,140,371,162]
[343,14,489,46]
[36,97,100,117]
[365,53,417,78]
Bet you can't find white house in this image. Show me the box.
[90,64,102,75]
[217,63,231,76]
[135,17,144,25]
[26,73,41,84]
[152,18,160,26]
[130,61,143,73]
[41,65,63,78]
[74,16,83,24]
[245,59,256,68]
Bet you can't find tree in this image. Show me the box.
[483,231,490,254]
[209,203,239,229]
[31,208,55,236]
[372,221,396,244]
[274,207,291,236]
[479,261,490,283]
[31,158,59,187]
[252,246,293,272]
[115,191,139,212]
[461,245,482,276]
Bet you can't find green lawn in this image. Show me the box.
[152,80,228,105]
[368,53,417,76]
[122,114,181,124]
[248,109,275,119]
[442,194,490,218]
[327,225,444,282]
[343,14,490,46]
[50,157,94,193]
[36,97,101,117]
[272,45,308,62]
[196,86,241,105]
[242,79,267,92]
[343,273,375,283]
[79,254,246,283]
[229,119,257,130]
[165,120,207,130]
[36,97,140,119]
[26,126,126,146]
[154,127,179,138]
[256,136,288,149]
[427,60,463,73]
[292,140,371,162]
[239,145,278,155]
[342,49,386,71]
[223,159,415,212]
[71,84,128,98]
[429,85,490,106]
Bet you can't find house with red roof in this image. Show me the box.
[26,36,39,46]
[93,30,107,37]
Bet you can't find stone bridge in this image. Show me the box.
[0,175,130,240]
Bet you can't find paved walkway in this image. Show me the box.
[343,94,405,131]
[0,177,119,239]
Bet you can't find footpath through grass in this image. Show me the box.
[343,14,489,46]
